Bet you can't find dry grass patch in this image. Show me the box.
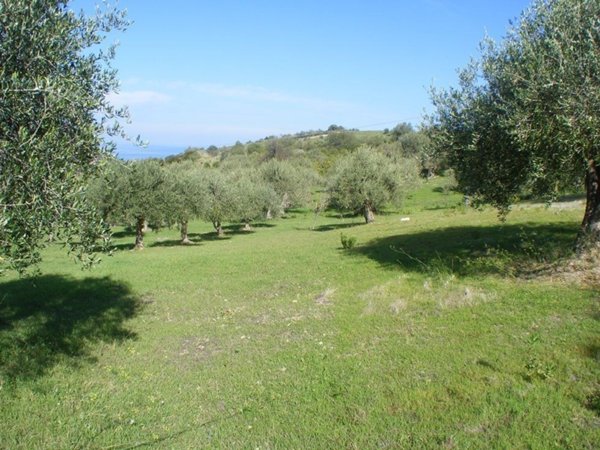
[314,287,336,306]
[521,247,600,287]
[359,279,409,316]
[359,275,495,316]
[435,283,496,309]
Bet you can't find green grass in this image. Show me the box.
[1,178,599,449]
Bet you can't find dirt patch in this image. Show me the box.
[521,248,600,286]
[556,250,600,286]
[516,199,584,211]
[314,288,336,306]
[389,299,407,314]
[176,336,224,366]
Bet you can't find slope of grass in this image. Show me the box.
[1,178,598,449]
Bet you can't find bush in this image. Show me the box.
[340,233,357,250]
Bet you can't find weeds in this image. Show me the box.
[340,232,357,250]
[525,357,555,381]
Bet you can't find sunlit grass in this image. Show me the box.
[1,177,598,448]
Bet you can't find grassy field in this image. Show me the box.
[1,178,598,449]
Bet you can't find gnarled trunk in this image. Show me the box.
[180,220,192,245]
[213,221,224,236]
[363,201,375,224]
[577,159,600,252]
[281,192,291,212]
[134,216,145,249]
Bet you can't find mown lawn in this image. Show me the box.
[1,178,598,449]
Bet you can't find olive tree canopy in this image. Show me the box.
[428,0,600,249]
[327,147,418,223]
[0,0,129,272]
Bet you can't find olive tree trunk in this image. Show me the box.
[180,220,192,245]
[281,192,291,212]
[134,216,145,249]
[363,201,375,224]
[578,159,600,252]
[213,221,224,236]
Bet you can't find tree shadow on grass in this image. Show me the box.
[149,224,277,247]
[195,225,262,241]
[0,275,142,383]
[108,242,137,251]
[110,228,135,239]
[222,223,276,232]
[312,222,364,232]
[244,222,276,229]
[353,221,578,277]
[150,240,201,248]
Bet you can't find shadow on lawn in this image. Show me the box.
[110,228,135,239]
[108,242,138,251]
[312,222,363,232]
[149,224,276,247]
[0,275,142,383]
[354,221,578,277]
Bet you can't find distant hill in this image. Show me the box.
[163,123,439,176]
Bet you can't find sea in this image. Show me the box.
[115,142,186,160]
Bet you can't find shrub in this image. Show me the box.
[340,233,357,250]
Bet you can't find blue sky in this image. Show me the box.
[74,0,531,157]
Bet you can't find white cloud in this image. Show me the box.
[107,90,172,107]
[190,83,295,102]
[163,81,353,111]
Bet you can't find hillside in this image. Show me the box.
[1,178,598,448]
[163,124,436,177]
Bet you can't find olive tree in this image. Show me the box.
[199,169,238,236]
[163,163,205,244]
[429,0,600,249]
[111,160,167,249]
[260,160,316,214]
[327,146,418,223]
[86,157,128,224]
[0,0,129,273]
[231,169,281,230]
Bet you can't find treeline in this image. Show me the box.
[165,123,443,177]
[88,124,431,248]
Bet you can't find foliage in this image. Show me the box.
[163,162,206,242]
[398,130,436,174]
[326,130,358,150]
[340,232,357,250]
[173,127,442,180]
[327,146,418,222]
[101,159,168,248]
[390,122,414,140]
[86,157,128,223]
[111,160,166,227]
[428,0,600,244]
[231,169,281,225]
[199,168,239,234]
[164,147,215,166]
[429,60,525,213]
[163,162,206,224]
[0,0,129,273]
[264,136,297,161]
[260,160,316,211]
